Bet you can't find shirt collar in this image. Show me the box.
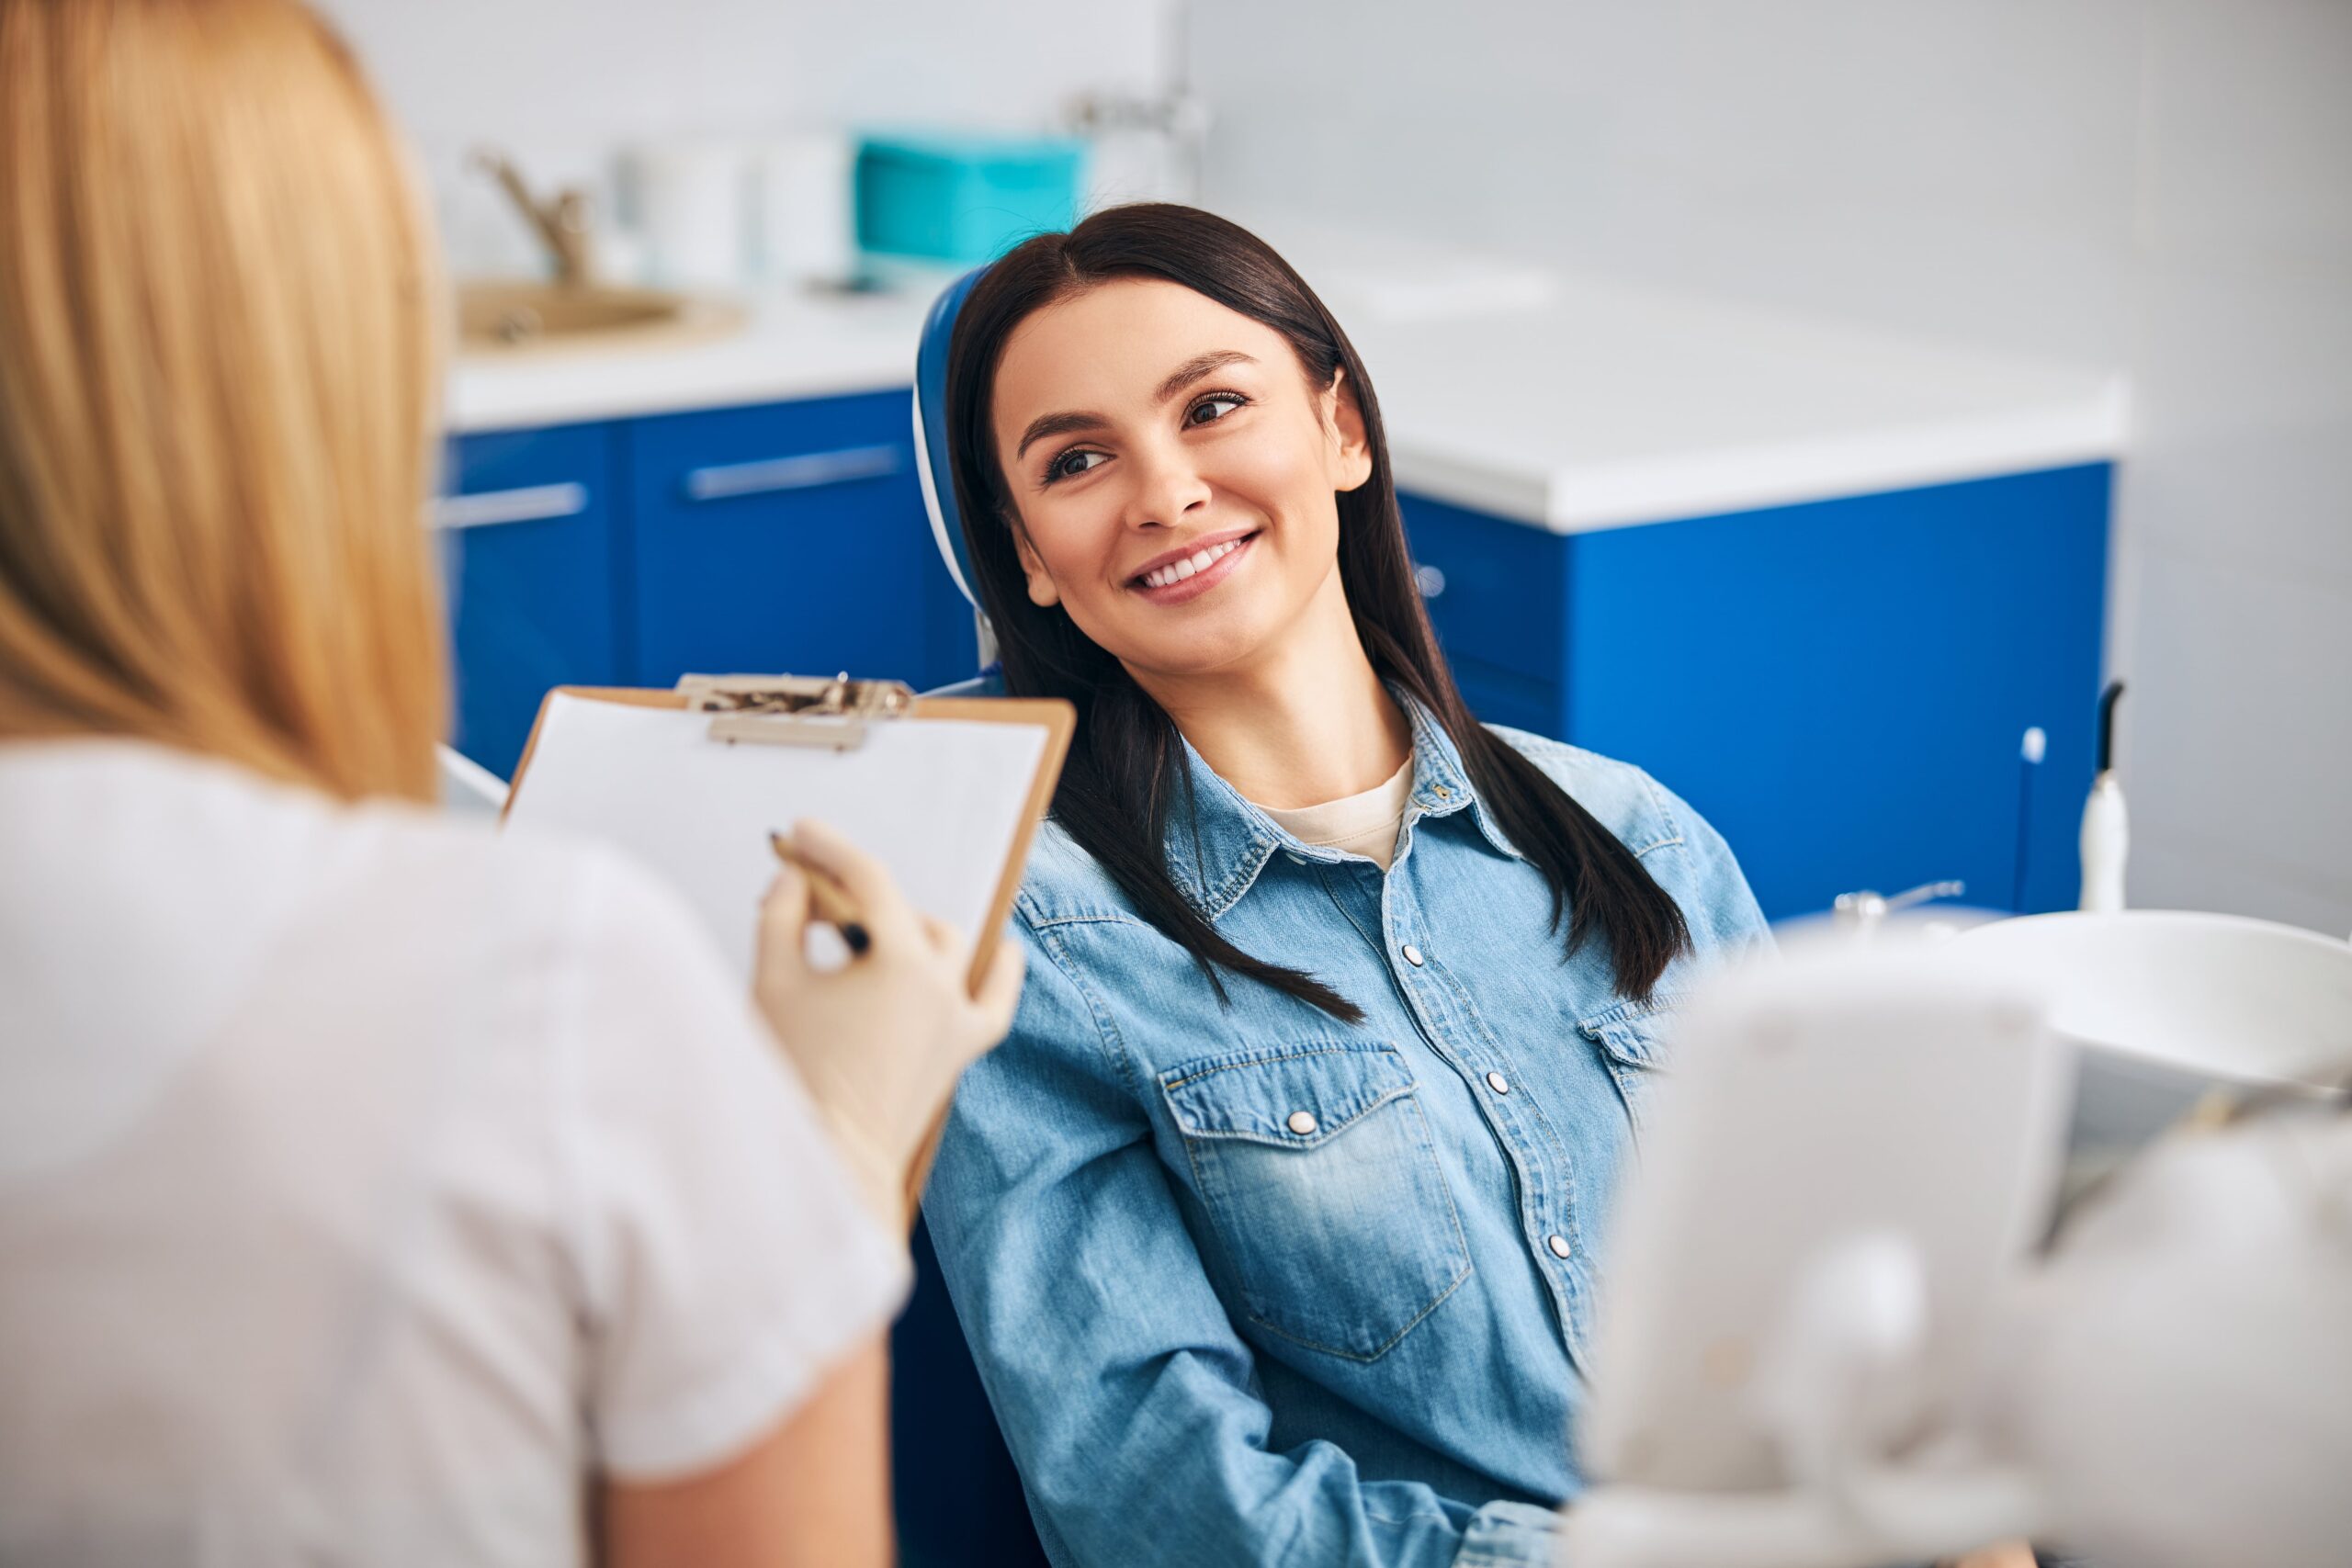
[1162,688,1523,920]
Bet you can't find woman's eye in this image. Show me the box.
[1046,449,1108,483]
[1186,393,1247,427]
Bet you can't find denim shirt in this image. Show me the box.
[922,693,1769,1568]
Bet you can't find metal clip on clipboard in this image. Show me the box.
[675,672,918,751]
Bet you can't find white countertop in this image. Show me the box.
[447,241,2127,533]
[1318,268,2128,531]
[448,282,941,434]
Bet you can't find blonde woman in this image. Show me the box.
[0,1,1018,1562]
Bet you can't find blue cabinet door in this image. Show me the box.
[628,390,948,689]
[1563,465,2111,919]
[441,423,621,780]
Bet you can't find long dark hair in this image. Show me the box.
[947,204,1690,1016]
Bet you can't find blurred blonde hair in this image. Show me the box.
[0,0,445,801]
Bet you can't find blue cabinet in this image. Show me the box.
[445,392,976,781]
[1402,464,2112,919]
[440,422,621,780]
[627,390,938,689]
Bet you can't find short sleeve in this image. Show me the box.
[550,850,910,1481]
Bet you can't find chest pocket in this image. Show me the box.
[1160,1040,1472,1363]
[1577,994,1683,1134]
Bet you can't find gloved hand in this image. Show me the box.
[752,818,1024,1234]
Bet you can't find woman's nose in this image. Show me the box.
[1122,437,1212,531]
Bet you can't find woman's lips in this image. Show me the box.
[1128,531,1258,606]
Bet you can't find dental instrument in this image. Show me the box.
[2077,682,2127,913]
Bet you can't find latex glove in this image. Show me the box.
[753,819,1024,1233]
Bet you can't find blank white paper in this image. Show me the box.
[506,694,1050,979]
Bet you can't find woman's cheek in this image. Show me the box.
[1207,428,1308,499]
[1030,496,1121,597]
[1210,425,1340,545]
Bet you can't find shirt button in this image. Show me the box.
[1486,1071,1510,1094]
[1284,852,1307,865]
[1401,942,1425,966]
[1546,1235,1571,1259]
[1434,784,1452,799]
[1286,1110,1318,1136]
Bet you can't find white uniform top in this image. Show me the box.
[0,741,908,1567]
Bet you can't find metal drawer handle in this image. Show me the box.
[430,481,589,530]
[1413,563,1447,600]
[684,444,904,503]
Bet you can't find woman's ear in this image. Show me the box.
[1010,520,1062,608]
[1323,368,1374,494]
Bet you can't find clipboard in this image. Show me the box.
[500,672,1074,1219]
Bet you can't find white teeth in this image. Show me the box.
[1140,537,1244,590]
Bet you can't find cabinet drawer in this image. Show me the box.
[439,423,619,779]
[1398,492,1566,684]
[628,390,932,688]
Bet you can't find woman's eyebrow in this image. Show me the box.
[1012,350,1258,460]
[1155,349,1254,403]
[1015,410,1109,459]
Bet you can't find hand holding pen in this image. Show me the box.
[752,820,1025,1233]
[771,829,871,954]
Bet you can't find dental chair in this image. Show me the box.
[913,265,1001,693]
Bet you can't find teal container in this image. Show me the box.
[854,130,1087,265]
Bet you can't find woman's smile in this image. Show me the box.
[1127,527,1260,604]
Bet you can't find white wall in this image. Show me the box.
[1192,0,2146,364]
[2109,0,2352,937]
[1190,0,2352,935]
[314,0,1167,272]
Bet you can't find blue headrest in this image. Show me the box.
[911,265,990,609]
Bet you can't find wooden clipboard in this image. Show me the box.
[501,674,1074,1221]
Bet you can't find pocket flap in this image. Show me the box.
[1577,993,1687,1067]
[1160,1041,1414,1149]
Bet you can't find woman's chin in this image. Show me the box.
[1102,615,1284,684]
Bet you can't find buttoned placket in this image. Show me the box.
[1325,798,1599,1371]
[1194,710,1606,1368]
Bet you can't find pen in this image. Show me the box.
[769,831,872,955]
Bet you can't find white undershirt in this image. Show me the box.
[1252,756,1417,871]
[0,740,908,1566]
